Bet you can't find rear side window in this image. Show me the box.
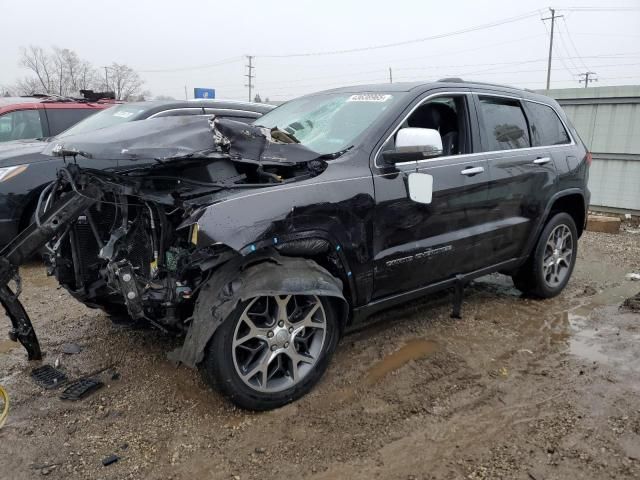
[0,109,44,142]
[46,108,98,136]
[478,97,530,151]
[525,101,571,146]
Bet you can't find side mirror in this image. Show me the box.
[382,128,443,165]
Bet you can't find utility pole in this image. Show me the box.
[245,55,255,102]
[184,85,188,100]
[578,72,597,88]
[389,67,393,84]
[542,8,563,90]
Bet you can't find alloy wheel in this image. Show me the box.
[542,224,573,288]
[232,295,327,393]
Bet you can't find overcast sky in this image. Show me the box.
[1,0,639,100]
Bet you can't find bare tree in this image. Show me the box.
[15,45,144,99]
[19,46,54,93]
[105,63,144,100]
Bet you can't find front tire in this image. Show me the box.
[512,212,578,298]
[201,294,339,410]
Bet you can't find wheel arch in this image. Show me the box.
[169,252,349,369]
[547,192,586,238]
[523,189,586,260]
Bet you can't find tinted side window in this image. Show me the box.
[525,101,570,146]
[478,97,530,151]
[46,108,98,136]
[0,109,44,142]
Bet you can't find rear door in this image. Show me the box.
[475,93,557,266]
[371,91,491,299]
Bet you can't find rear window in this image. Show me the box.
[478,96,530,151]
[57,104,146,138]
[525,101,571,146]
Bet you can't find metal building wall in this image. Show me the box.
[540,86,640,213]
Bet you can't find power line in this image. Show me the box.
[137,56,242,73]
[560,7,640,12]
[256,10,542,58]
[560,17,590,72]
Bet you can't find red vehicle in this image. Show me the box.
[0,93,116,143]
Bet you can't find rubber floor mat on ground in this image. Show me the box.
[30,365,67,389]
[60,378,104,401]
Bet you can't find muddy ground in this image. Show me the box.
[1,229,639,480]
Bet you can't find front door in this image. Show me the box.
[371,92,491,300]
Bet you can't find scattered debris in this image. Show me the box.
[0,384,8,429]
[60,378,104,401]
[31,365,67,389]
[101,454,120,466]
[61,343,82,354]
[624,273,640,281]
[621,292,640,312]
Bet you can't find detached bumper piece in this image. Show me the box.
[0,185,98,360]
[31,365,68,389]
[60,378,104,401]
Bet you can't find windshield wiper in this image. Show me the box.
[321,145,354,160]
[270,126,299,144]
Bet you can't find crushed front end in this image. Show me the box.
[0,115,330,359]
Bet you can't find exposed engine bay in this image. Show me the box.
[0,116,334,361]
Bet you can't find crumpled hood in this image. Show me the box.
[213,118,322,166]
[43,116,215,161]
[0,139,48,167]
[42,114,323,166]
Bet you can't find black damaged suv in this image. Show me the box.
[1,80,590,410]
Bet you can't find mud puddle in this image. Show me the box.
[365,338,440,385]
[0,339,18,354]
[562,278,639,369]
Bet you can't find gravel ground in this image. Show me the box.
[0,229,639,480]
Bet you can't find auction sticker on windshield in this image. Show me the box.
[347,94,392,102]
[113,111,136,118]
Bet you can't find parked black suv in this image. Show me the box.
[0,80,590,410]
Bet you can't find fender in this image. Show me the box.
[522,188,586,259]
[169,252,348,368]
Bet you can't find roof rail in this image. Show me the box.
[437,77,464,83]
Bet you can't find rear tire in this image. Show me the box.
[512,212,577,298]
[201,294,339,411]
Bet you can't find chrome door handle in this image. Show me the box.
[460,166,484,176]
[533,157,551,165]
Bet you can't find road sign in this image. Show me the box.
[194,88,215,99]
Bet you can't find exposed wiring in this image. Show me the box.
[0,384,8,429]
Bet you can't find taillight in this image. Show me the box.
[585,152,592,166]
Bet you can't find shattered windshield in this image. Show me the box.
[255,92,400,155]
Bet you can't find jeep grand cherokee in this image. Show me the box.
[0,80,590,410]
